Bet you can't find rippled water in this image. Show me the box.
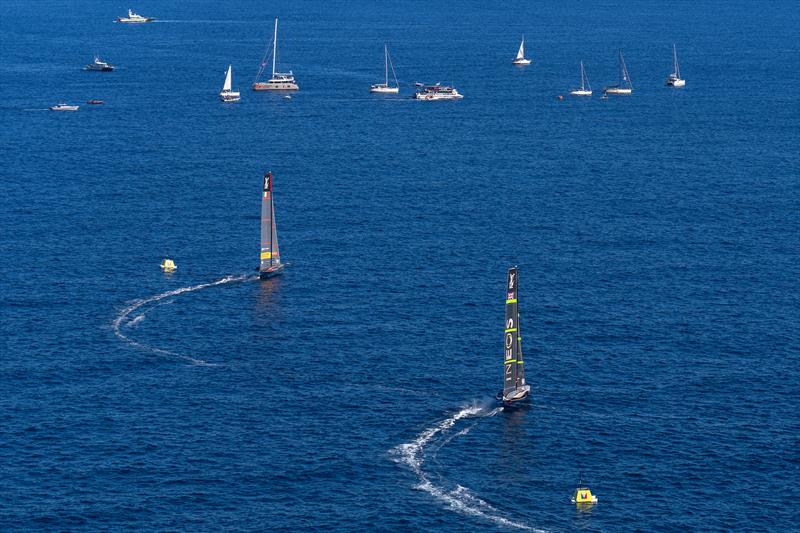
[2,0,798,531]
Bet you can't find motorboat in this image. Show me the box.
[84,56,114,71]
[252,19,299,91]
[117,9,154,23]
[87,100,105,105]
[50,103,79,111]
[571,474,598,505]
[414,84,463,100]
[160,259,177,272]
[666,44,686,87]
[220,65,241,102]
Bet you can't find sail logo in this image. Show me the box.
[508,271,516,289]
[263,173,272,192]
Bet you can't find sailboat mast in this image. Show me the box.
[673,44,680,78]
[384,44,389,85]
[272,18,278,78]
[503,267,520,398]
[580,61,585,90]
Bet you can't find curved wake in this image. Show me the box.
[392,402,548,532]
[112,274,255,365]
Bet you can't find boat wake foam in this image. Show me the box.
[112,274,255,365]
[391,401,548,532]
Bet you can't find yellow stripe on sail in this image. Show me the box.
[260,251,272,260]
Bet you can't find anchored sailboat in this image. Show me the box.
[370,44,400,93]
[259,172,285,279]
[512,36,532,66]
[570,61,592,96]
[497,266,531,407]
[253,19,299,91]
[604,49,633,95]
[220,65,241,102]
[666,44,686,87]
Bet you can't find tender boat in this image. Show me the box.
[84,56,114,71]
[253,19,299,91]
[259,172,285,279]
[50,103,79,111]
[570,61,592,96]
[571,474,598,505]
[496,266,531,408]
[666,44,686,87]
[413,83,463,100]
[604,49,633,95]
[370,44,400,93]
[87,100,105,105]
[116,9,154,23]
[220,65,241,102]
[160,258,177,272]
[512,36,532,66]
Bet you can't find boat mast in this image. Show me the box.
[260,172,274,270]
[673,44,680,78]
[384,44,389,86]
[272,18,278,78]
[580,61,585,90]
[503,267,520,399]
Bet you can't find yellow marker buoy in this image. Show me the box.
[160,258,177,272]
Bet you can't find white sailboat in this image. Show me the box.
[570,61,592,96]
[253,19,299,91]
[370,44,400,93]
[220,65,241,102]
[666,44,686,87]
[604,49,633,95]
[512,36,531,65]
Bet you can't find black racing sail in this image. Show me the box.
[259,171,284,279]
[501,266,530,403]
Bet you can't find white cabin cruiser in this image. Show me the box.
[84,56,114,71]
[117,9,154,23]
[414,84,463,100]
[50,103,79,111]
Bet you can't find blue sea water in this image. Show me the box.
[1,0,799,531]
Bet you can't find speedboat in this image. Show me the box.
[50,103,79,111]
[84,56,114,71]
[414,84,463,100]
[87,100,105,105]
[117,9,154,23]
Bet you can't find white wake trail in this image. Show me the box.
[112,274,255,365]
[392,402,548,532]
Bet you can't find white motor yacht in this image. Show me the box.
[84,56,114,71]
[414,84,463,100]
[117,9,154,23]
[50,103,79,111]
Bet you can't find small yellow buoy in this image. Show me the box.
[160,258,177,272]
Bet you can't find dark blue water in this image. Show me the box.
[2,1,799,531]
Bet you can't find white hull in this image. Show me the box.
[50,105,79,111]
[117,18,152,23]
[370,85,399,94]
[220,91,241,102]
[512,58,531,65]
[667,78,686,87]
[570,89,592,96]
[414,93,463,100]
[605,87,632,95]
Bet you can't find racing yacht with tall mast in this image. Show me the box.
[497,266,531,407]
[253,19,299,91]
[259,172,285,279]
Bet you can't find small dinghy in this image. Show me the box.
[160,258,177,272]
[496,266,531,408]
[258,172,285,279]
[571,473,598,505]
[87,99,105,105]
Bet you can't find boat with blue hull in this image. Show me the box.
[259,171,285,280]
[497,266,531,408]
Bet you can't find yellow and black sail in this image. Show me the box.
[259,171,284,279]
[501,266,529,403]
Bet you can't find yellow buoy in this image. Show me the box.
[160,258,177,272]
[571,474,598,504]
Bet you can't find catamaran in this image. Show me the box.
[259,172,285,279]
[253,19,299,91]
[116,9,154,23]
[220,65,241,102]
[370,44,400,93]
[413,83,463,100]
[604,49,633,95]
[497,266,531,407]
[666,44,686,87]
[570,61,592,96]
[512,36,531,66]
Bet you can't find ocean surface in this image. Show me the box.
[1,1,799,531]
